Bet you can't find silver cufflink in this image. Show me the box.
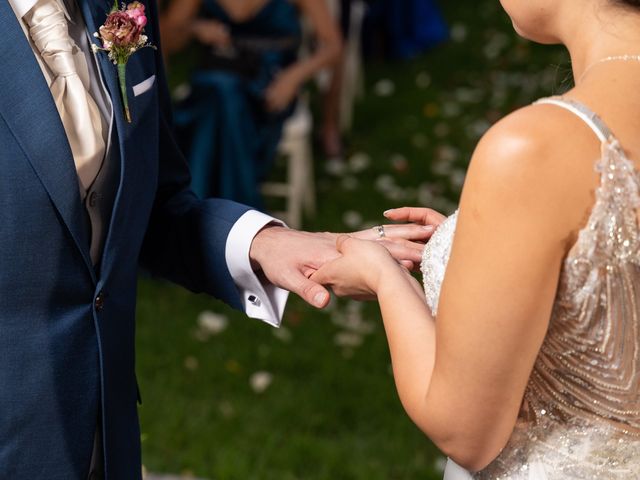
[248,295,261,307]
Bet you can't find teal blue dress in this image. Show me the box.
[175,0,302,207]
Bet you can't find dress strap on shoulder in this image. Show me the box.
[534,96,612,143]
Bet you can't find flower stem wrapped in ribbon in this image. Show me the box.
[92,1,156,123]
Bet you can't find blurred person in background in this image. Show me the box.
[319,0,354,166]
[160,0,341,208]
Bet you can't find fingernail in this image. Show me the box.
[422,225,435,232]
[383,209,393,216]
[314,292,328,307]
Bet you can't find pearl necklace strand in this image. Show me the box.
[578,54,640,83]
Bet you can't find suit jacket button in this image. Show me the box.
[95,292,105,311]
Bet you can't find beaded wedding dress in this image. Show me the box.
[420,97,640,479]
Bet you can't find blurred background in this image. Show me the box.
[140,0,569,478]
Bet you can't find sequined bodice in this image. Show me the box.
[421,97,640,479]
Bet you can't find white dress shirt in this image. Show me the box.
[8,0,287,326]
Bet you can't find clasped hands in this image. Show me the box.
[250,207,445,307]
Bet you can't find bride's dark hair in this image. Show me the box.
[617,0,640,7]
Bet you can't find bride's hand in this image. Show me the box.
[346,207,445,271]
[311,235,406,300]
[349,223,436,271]
[383,207,446,228]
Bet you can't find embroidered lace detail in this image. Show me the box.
[421,210,458,316]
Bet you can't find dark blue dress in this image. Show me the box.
[364,0,448,60]
[175,0,302,207]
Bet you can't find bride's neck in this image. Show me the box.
[561,4,640,83]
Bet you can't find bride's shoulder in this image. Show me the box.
[468,100,600,184]
[462,101,600,234]
[476,100,597,164]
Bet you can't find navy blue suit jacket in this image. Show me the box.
[0,1,251,478]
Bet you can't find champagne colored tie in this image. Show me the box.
[24,0,106,197]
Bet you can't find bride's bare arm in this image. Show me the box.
[313,102,601,471]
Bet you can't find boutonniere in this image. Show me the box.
[92,1,156,123]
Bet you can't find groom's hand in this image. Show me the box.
[250,226,337,309]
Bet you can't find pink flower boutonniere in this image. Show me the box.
[92,1,156,123]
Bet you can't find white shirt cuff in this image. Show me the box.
[225,210,289,327]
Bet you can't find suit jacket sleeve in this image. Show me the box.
[138,0,250,311]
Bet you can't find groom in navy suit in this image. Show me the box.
[0,0,348,478]
[0,0,426,478]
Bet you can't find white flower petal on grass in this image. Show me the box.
[455,87,484,104]
[334,331,364,348]
[346,300,363,314]
[442,102,462,119]
[341,176,359,191]
[192,328,210,343]
[383,187,408,202]
[432,159,454,176]
[450,169,467,190]
[436,145,459,163]
[219,401,235,418]
[332,313,376,336]
[342,210,363,229]
[374,174,396,194]
[331,303,375,336]
[390,154,408,173]
[348,152,371,173]
[418,183,435,206]
[483,32,511,60]
[411,133,428,149]
[197,310,228,335]
[373,79,395,97]
[450,23,468,43]
[325,158,347,177]
[434,122,451,138]
[249,371,273,394]
[272,326,293,343]
[415,72,432,89]
[184,356,199,371]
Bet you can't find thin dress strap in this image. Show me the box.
[534,97,613,143]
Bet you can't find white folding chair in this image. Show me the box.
[261,94,316,229]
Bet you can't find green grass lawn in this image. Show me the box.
[138,2,570,478]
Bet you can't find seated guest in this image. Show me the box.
[161,0,341,207]
[320,0,355,165]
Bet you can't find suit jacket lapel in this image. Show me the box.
[0,2,95,280]
[78,0,121,118]
[78,0,134,267]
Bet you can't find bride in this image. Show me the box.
[312,0,640,478]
